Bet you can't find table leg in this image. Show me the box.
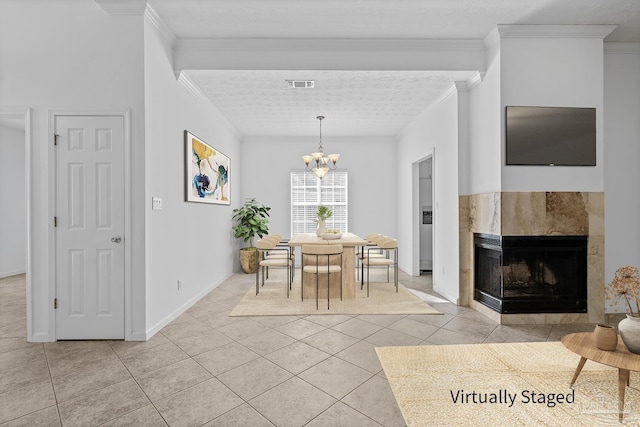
[569,357,587,387]
[341,246,356,299]
[619,368,630,422]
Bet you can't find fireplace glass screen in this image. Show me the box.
[474,234,588,314]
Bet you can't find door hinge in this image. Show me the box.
[54,217,57,227]
[54,134,59,146]
[54,298,57,309]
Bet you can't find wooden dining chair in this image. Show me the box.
[301,244,343,309]
[361,237,398,297]
[255,238,293,297]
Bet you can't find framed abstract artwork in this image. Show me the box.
[185,130,230,205]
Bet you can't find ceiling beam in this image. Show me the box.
[173,38,486,73]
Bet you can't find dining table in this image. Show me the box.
[288,232,367,299]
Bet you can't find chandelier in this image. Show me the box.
[302,115,339,179]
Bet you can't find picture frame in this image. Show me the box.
[185,130,230,205]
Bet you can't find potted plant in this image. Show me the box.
[232,198,270,273]
[315,205,333,236]
[606,266,640,353]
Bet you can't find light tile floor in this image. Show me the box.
[0,271,598,426]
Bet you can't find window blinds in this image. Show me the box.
[290,170,348,235]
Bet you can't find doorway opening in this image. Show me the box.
[418,156,433,275]
[0,109,31,339]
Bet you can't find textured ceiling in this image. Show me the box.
[185,70,477,137]
[149,0,640,137]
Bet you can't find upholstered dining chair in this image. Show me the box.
[301,244,343,310]
[357,234,388,280]
[255,238,293,297]
[361,237,398,297]
[262,234,295,279]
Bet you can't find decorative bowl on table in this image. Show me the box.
[321,231,342,240]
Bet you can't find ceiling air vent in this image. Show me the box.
[286,80,314,88]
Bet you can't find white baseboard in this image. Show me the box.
[0,270,26,279]
[433,283,459,305]
[28,332,53,342]
[144,272,235,340]
[126,331,148,342]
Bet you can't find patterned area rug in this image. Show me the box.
[376,341,640,426]
[229,279,441,316]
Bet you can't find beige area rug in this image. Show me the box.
[376,341,640,426]
[229,279,441,316]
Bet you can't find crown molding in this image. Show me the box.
[604,42,640,54]
[453,75,485,92]
[176,72,241,139]
[145,5,177,48]
[465,72,483,90]
[177,72,209,104]
[432,83,458,107]
[95,0,148,16]
[497,25,618,39]
[483,27,501,50]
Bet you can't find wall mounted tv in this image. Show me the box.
[505,106,596,166]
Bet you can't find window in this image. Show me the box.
[290,170,348,235]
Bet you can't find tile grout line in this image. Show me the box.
[104,340,170,427]
[41,342,65,427]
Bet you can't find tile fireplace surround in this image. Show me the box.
[459,192,604,325]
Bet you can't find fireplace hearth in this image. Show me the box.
[474,234,588,314]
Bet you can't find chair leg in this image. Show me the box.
[395,250,399,292]
[327,272,330,310]
[366,263,370,297]
[327,258,330,310]
[316,268,319,310]
[255,263,260,295]
[340,254,343,301]
[395,262,398,292]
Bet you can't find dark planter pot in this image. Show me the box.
[240,248,258,274]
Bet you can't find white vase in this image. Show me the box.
[316,219,326,236]
[618,314,640,354]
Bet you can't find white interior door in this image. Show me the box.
[55,115,125,339]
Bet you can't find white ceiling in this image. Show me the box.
[149,0,640,137]
[185,70,478,137]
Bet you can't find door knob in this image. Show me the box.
[111,236,122,243]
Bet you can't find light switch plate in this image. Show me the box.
[152,197,162,210]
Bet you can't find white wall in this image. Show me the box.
[240,136,397,239]
[397,90,460,303]
[468,30,502,195]
[0,0,146,341]
[603,44,640,312]
[144,15,242,336]
[0,125,26,278]
[500,37,605,192]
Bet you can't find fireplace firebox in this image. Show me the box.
[474,234,588,314]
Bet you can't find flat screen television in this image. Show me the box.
[505,106,596,166]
